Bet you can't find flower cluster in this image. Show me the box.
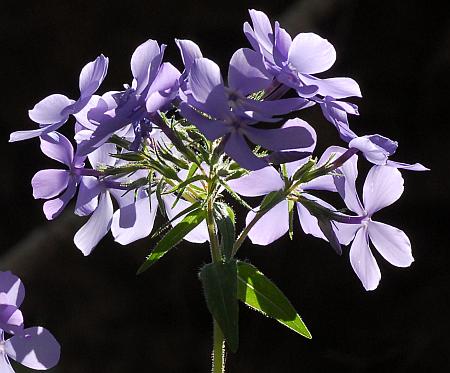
[0,271,60,372]
[10,9,427,292]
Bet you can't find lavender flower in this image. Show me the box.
[0,271,60,372]
[31,132,94,220]
[77,40,181,156]
[336,163,414,290]
[9,55,108,142]
[180,56,314,170]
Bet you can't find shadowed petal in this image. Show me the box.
[5,327,60,370]
[43,180,77,220]
[0,272,25,307]
[368,221,413,267]
[112,194,158,245]
[363,166,404,215]
[227,166,283,197]
[349,227,381,291]
[0,305,24,335]
[74,176,100,216]
[288,33,336,74]
[179,102,229,140]
[244,124,314,151]
[188,58,229,118]
[32,169,70,199]
[223,131,267,170]
[228,48,272,95]
[246,200,289,245]
[273,21,292,65]
[349,135,398,165]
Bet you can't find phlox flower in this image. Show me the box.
[0,271,60,372]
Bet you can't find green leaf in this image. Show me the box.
[150,201,202,239]
[200,260,239,352]
[236,261,311,339]
[137,208,206,274]
[214,202,235,261]
[259,190,285,212]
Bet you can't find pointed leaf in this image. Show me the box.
[237,261,311,339]
[137,208,206,273]
[200,260,239,352]
[214,202,236,260]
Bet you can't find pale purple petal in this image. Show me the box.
[5,327,60,370]
[28,94,74,125]
[302,175,337,192]
[43,180,77,220]
[228,48,272,95]
[363,166,404,215]
[187,58,229,118]
[223,131,267,171]
[32,169,70,199]
[74,192,113,255]
[131,39,163,94]
[368,221,413,267]
[349,135,398,165]
[227,166,283,197]
[0,272,25,307]
[349,226,380,291]
[74,176,100,216]
[179,102,230,140]
[9,122,63,142]
[0,354,15,373]
[246,200,289,245]
[175,39,203,72]
[301,75,362,98]
[79,54,109,98]
[39,132,74,166]
[288,33,336,74]
[243,123,315,151]
[88,142,117,169]
[273,22,292,65]
[386,160,430,171]
[73,95,102,130]
[320,146,364,214]
[247,9,274,56]
[112,193,157,245]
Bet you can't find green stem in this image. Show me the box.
[205,177,225,372]
[212,319,225,373]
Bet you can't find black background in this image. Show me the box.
[1,0,448,372]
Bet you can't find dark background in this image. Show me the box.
[1,0,448,372]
